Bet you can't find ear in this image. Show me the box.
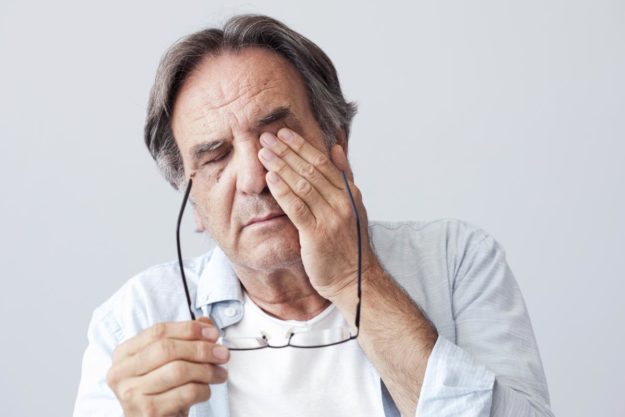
[335,128,348,156]
[330,128,354,182]
[193,208,206,233]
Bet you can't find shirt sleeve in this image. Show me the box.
[73,308,124,417]
[415,230,554,417]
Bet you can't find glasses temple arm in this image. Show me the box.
[177,178,196,320]
[340,171,362,336]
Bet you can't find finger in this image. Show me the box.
[265,170,316,230]
[141,360,227,395]
[258,146,333,218]
[147,382,211,416]
[196,316,213,326]
[115,339,230,379]
[112,320,219,363]
[275,128,346,189]
[260,132,341,200]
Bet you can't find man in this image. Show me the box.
[73,14,553,417]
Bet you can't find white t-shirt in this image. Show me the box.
[224,291,387,417]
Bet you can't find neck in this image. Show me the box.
[231,261,330,321]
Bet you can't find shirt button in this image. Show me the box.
[224,307,237,317]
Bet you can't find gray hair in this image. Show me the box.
[144,14,358,189]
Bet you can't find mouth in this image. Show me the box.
[244,213,287,228]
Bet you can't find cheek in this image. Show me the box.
[193,170,238,235]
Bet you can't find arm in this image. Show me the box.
[334,229,553,417]
[257,128,552,417]
[331,262,437,417]
[417,231,553,417]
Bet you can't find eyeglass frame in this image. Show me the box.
[175,169,362,350]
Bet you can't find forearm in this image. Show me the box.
[331,261,438,417]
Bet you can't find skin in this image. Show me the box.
[172,48,335,319]
[107,317,228,417]
[108,47,438,417]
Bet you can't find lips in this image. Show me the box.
[244,212,286,227]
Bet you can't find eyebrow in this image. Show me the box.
[188,105,302,164]
[255,105,295,129]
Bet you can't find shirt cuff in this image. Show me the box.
[416,335,495,417]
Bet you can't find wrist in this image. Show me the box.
[326,259,386,323]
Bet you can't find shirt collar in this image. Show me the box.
[195,246,243,311]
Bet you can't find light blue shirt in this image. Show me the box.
[73,219,554,417]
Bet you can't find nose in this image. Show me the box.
[235,136,268,195]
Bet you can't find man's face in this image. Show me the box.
[171,47,330,272]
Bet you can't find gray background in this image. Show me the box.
[1,0,623,416]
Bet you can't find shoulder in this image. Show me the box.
[90,250,215,342]
[369,218,504,285]
[369,218,493,254]
[368,219,509,332]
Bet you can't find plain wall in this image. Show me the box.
[1,1,623,416]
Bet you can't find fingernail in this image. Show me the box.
[215,366,228,380]
[202,327,220,340]
[260,132,277,146]
[259,148,276,161]
[213,345,230,360]
[278,128,294,142]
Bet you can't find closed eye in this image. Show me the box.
[202,148,231,166]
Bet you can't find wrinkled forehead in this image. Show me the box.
[172,48,309,135]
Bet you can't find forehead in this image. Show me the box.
[171,47,309,136]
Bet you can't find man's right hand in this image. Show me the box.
[106,316,229,417]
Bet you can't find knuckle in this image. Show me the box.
[184,321,199,339]
[170,361,188,381]
[274,159,287,173]
[275,144,289,157]
[295,179,312,195]
[292,200,308,217]
[150,322,167,340]
[180,384,200,405]
[299,162,315,178]
[105,367,118,388]
[158,339,177,361]
[292,137,305,152]
[118,381,136,403]
[195,341,210,361]
[273,165,286,178]
[313,153,329,167]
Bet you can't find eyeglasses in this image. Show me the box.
[176,170,362,350]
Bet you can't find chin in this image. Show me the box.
[247,231,302,270]
[252,243,301,270]
[229,220,303,271]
